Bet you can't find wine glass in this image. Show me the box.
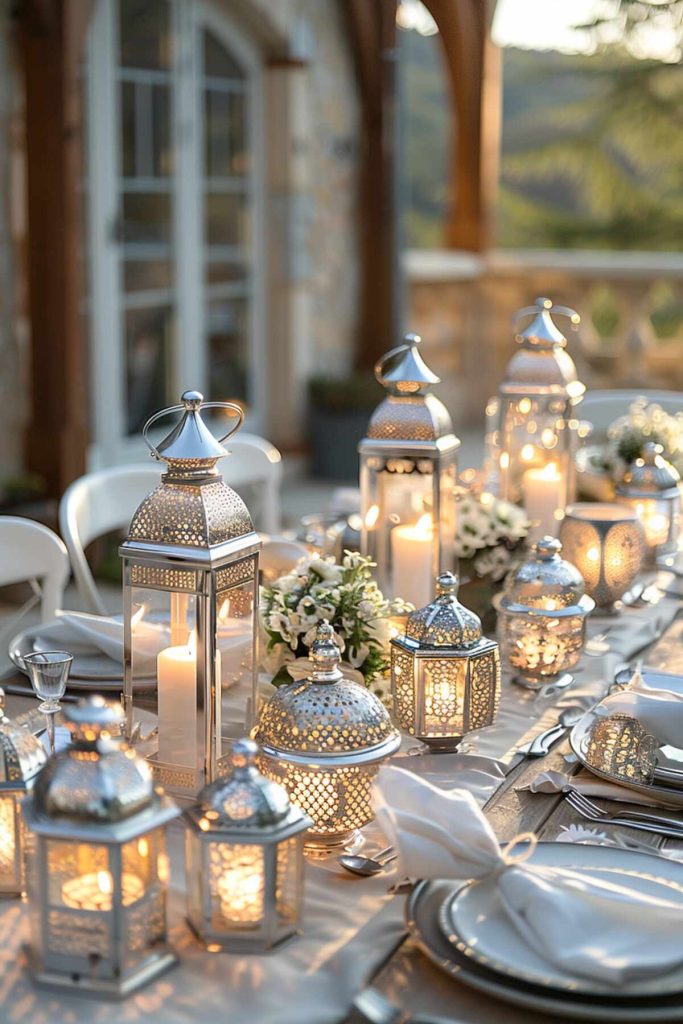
[23,651,73,755]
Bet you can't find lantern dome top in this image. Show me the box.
[617,442,680,498]
[363,334,457,444]
[0,688,47,789]
[501,297,585,396]
[255,622,400,758]
[191,738,308,833]
[404,572,484,648]
[145,390,244,470]
[32,696,156,823]
[501,536,592,613]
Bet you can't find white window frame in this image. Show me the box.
[86,0,265,468]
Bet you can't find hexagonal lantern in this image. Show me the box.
[185,738,311,952]
[0,688,46,897]
[23,696,180,999]
[390,573,501,752]
[120,390,261,800]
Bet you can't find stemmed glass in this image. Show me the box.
[23,651,72,755]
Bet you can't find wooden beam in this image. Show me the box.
[423,0,500,251]
[341,0,400,370]
[18,0,93,498]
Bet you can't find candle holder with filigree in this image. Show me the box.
[120,390,261,801]
[585,712,658,785]
[616,442,681,565]
[390,572,500,751]
[498,537,594,690]
[254,622,400,853]
[358,333,460,606]
[0,688,46,897]
[185,738,311,952]
[559,503,646,613]
[22,696,179,998]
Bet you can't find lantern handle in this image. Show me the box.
[513,297,580,332]
[374,340,413,386]
[142,400,245,460]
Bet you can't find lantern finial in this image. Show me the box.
[231,737,258,772]
[435,571,459,596]
[535,536,563,561]
[308,620,343,680]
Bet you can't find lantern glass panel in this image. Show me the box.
[500,395,573,505]
[0,792,19,889]
[209,840,265,929]
[185,831,203,926]
[629,497,674,550]
[499,612,587,682]
[122,828,169,972]
[275,836,303,929]
[420,658,466,739]
[215,579,256,739]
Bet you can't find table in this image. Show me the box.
[2,578,682,1024]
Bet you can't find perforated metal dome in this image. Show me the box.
[0,689,46,789]
[404,572,482,648]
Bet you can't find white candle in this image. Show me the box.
[391,514,434,608]
[157,631,198,767]
[523,463,565,543]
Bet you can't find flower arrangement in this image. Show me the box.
[607,398,683,477]
[260,551,410,694]
[455,491,530,582]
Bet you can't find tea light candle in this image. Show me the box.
[391,514,434,607]
[523,462,564,542]
[61,870,144,911]
[216,845,264,924]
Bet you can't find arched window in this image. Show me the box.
[86,0,264,465]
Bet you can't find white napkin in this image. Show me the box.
[373,765,683,987]
[526,768,682,808]
[596,687,683,750]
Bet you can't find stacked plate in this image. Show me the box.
[408,842,683,1021]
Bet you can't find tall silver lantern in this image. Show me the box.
[255,622,401,852]
[23,696,179,998]
[495,298,584,522]
[121,390,261,800]
[390,573,501,751]
[616,442,681,563]
[359,333,460,609]
[0,688,47,896]
[185,738,311,952]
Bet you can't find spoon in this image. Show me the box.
[522,706,584,758]
[338,846,397,877]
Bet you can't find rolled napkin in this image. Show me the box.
[373,765,683,986]
[595,687,683,751]
[524,767,682,808]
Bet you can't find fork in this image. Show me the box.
[352,986,460,1024]
[565,789,683,838]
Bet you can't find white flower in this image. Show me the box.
[474,546,512,582]
[347,643,370,668]
[273,573,299,594]
[310,558,343,582]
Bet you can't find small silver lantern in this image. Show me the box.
[616,442,681,563]
[121,390,261,800]
[498,537,594,690]
[23,696,179,998]
[0,688,47,896]
[254,622,400,852]
[359,333,460,608]
[495,298,584,517]
[390,572,501,751]
[185,738,311,952]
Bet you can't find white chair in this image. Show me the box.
[60,439,283,614]
[579,389,683,439]
[0,517,70,641]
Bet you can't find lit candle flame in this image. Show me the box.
[414,513,433,537]
[131,603,147,628]
[365,505,380,529]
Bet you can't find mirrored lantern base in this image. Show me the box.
[24,944,177,1000]
[408,734,464,754]
[186,917,301,955]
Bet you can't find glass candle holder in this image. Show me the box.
[184,738,311,952]
[23,696,179,998]
[390,572,500,750]
[616,442,681,565]
[498,537,594,690]
[559,503,646,613]
[255,622,400,853]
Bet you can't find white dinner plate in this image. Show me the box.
[407,843,683,1021]
[570,706,683,804]
[440,864,683,997]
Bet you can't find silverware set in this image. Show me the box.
[352,985,460,1024]
[338,846,397,877]
[564,788,683,839]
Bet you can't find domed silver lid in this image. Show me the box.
[0,688,47,789]
[255,622,399,758]
[32,696,155,823]
[404,572,483,649]
[617,442,681,499]
[194,739,295,830]
[501,536,591,613]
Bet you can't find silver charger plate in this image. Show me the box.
[407,843,683,1021]
[570,707,683,803]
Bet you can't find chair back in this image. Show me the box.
[0,516,70,623]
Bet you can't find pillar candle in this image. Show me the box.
[391,515,434,608]
[157,635,197,767]
[523,463,565,543]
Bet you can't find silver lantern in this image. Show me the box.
[254,622,400,852]
[359,333,460,609]
[120,390,261,800]
[498,537,594,690]
[390,572,500,752]
[495,298,584,530]
[616,442,681,564]
[0,688,46,896]
[23,696,179,998]
[185,738,311,952]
